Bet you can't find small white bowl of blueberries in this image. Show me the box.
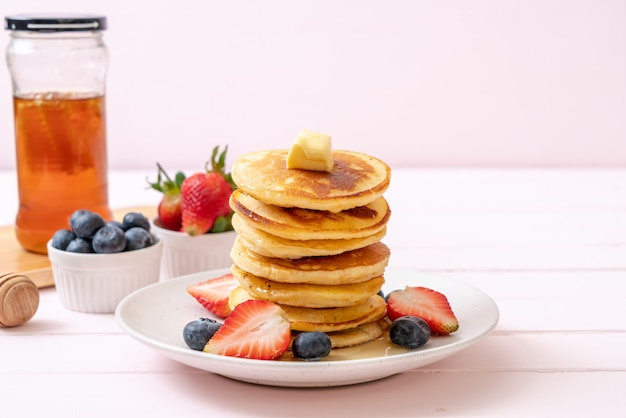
[47,209,162,314]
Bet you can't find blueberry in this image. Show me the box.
[389,316,431,349]
[183,318,222,351]
[106,220,124,230]
[69,209,90,227]
[70,210,105,239]
[124,227,154,251]
[92,225,126,253]
[121,212,150,232]
[51,229,77,250]
[65,238,94,253]
[292,331,332,361]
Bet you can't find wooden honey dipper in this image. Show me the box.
[0,272,40,327]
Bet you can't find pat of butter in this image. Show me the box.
[286,130,334,172]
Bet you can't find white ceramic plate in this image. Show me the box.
[115,267,499,387]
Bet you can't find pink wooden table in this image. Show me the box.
[1,168,625,417]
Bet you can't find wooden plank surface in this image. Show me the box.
[0,206,156,288]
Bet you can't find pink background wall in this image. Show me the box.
[0,0,624,169]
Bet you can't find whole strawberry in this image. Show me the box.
[181,146,236,236]
[148,163,186,231]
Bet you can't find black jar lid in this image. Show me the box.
[5,14,107,32]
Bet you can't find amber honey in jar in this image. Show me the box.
[5,15,112,254]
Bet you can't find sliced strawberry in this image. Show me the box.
[386,286,459,335]
[204,299,291,360]
[187,273,239,318]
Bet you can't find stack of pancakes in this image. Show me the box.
[228,149,392,348]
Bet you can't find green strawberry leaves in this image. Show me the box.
[148,163,186,195]
[206,145,237,191]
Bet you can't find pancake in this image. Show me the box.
[289,305,386,332]
[229,287,387,332]
[231,149,391,213]
[286,321,386,351]
[230,189,390,240]
[323,319,389,349]
[230,237,390,285]
[232,214,387,259]
[232,265,384,308]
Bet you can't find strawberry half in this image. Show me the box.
[386,286,459,335]
[204,299,291,360]
[187,273,239,318]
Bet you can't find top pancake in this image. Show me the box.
[231,149,391,213]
